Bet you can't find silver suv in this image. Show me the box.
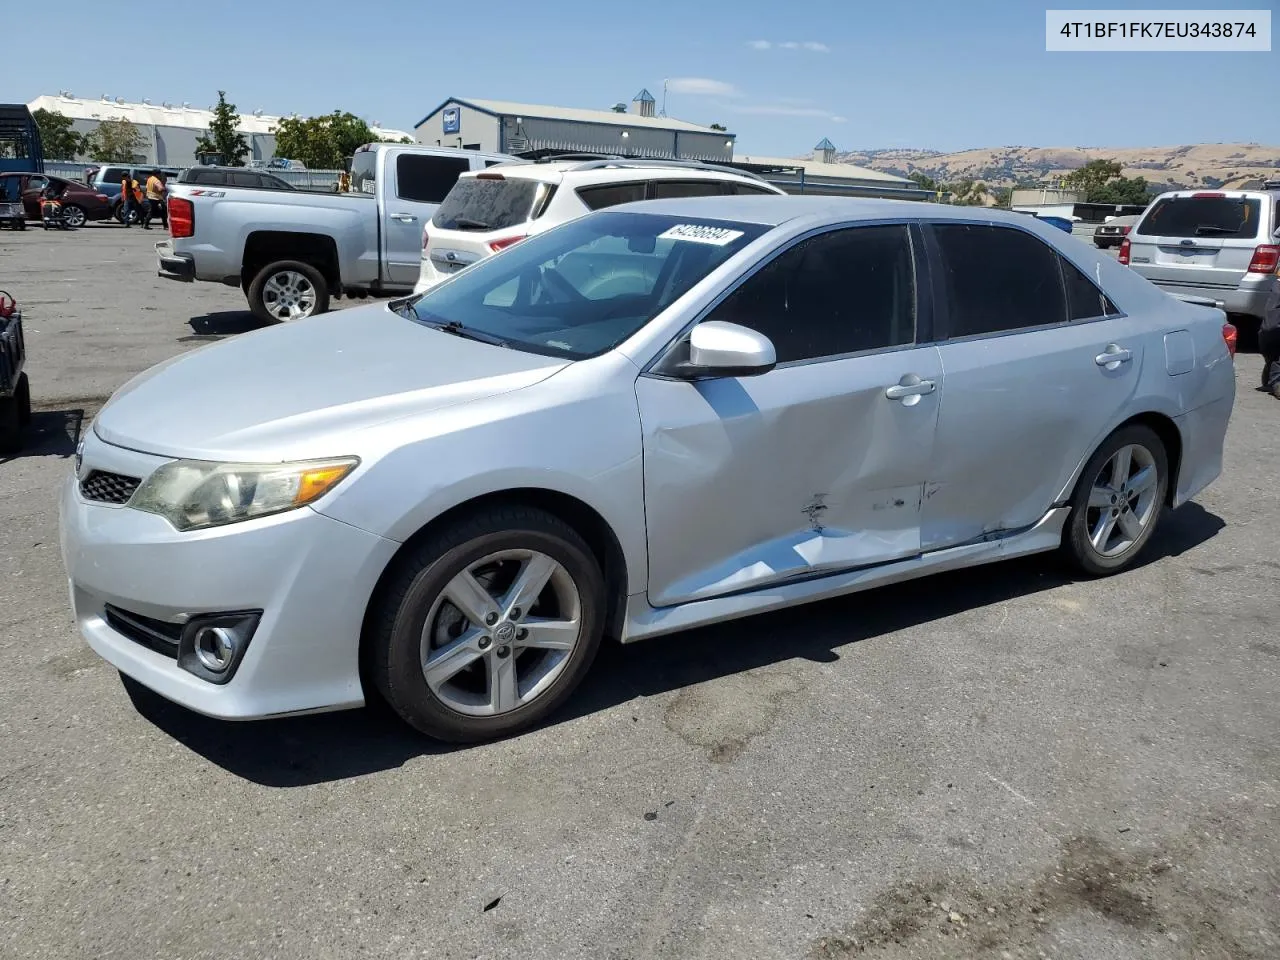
[1122,187,1280,331]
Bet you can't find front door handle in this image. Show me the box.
[390,213,417,223]
[885,375,937,402]
[1095,344,1133,368]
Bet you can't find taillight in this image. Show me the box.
[1246,244,1279,274]
[489,235,527,253]
[169,197,194,239]
[1192,192,1226,198]
[1222,322,1237,358]
[1118,237,1131,265]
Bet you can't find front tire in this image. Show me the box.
[369,506,607,742]
[1062,424,1168,576]
[247,260,330,323]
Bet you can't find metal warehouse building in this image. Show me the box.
[27,93,413,164]
[414,91,736,162]
[735,139,931,200]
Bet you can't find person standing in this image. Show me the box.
[142,170,165,230]
[1261,279,1280,399]
[120,170,135,227]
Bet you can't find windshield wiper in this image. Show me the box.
[1194,224,1239,235]
[451,216,490,230]
[420,315,511,347]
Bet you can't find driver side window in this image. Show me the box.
[703,224,917,364]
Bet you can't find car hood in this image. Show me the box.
[93,303,569,461]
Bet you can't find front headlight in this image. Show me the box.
[131,457,359,531]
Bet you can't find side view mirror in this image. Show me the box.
[669,320,776,379]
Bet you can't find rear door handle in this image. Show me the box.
[390,213,417,223]
[885,375,936,402]
[1095,344,1133,367]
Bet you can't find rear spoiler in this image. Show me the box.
[1168,292,1225,311]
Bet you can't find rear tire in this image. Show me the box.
[369,506,607,743]
[1062,424,1168,577]
[15,373,30,426]
[0,395,22,455]
[247,260,330,324]
[62,205,86,228]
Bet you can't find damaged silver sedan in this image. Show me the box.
[60,197,1236,742]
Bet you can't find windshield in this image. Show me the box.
[1138,196,1262,239]
[433,176,549,231]
[400,210,767,360]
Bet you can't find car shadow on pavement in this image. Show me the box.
[0,408,83,464]
[182,311,270,342]
[121,502,1224,788]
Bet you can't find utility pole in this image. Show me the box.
[661,79,668,117]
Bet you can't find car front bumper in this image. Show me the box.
[58,432,399,720]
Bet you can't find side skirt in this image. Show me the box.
[620,507,1070,643]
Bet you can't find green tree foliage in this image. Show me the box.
[84,119,149,162]
[1062,158,1153,205]
[32,109,87,160]
[709,123,727,132]
[195,91,250,166]
[272,111,407,169]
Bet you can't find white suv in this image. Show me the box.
[413,158,785,292]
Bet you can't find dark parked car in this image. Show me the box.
[0,173,113,228]
[177,166,295,191]
[1094,214,1139,248]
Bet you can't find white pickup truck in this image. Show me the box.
[156,142,512,322]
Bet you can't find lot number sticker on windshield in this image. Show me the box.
[658,224,745,246]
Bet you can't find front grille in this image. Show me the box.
[104,604,181,658]
[80,470,141,504]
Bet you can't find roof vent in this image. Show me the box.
[102,94,112,103]
[632,89,656,118]
[142,98,152,105]
[115,96,124,104]
[814,137,837,163]
[610,102,627,113]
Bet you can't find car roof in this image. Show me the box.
[608,195,1066,229]
[470,160,775,189]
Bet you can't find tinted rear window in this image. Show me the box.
[396,154,472,203]
[432,177,545,231]
[1137,196,1262,239]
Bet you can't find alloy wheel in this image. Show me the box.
[1085,443,1160,558]
[261,270,318,321]
[419,549,583,717]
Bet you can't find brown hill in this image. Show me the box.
[838,144,1280,191]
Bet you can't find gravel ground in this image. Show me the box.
[1,223,1277,960]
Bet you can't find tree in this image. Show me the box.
[195,91,249,166]
[84,118,148,162]
[1062,158,1152,205]
[1063,158,1123,195]
[272,111,403,168]
[32,109,87,160]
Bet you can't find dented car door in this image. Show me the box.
[636,223,943,608]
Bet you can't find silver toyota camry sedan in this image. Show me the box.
[60,197,1237,742]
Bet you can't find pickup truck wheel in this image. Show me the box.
[248,261,330,323]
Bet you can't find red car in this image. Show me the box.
[0,173,114,228]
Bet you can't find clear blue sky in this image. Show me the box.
[9,0,1277,154]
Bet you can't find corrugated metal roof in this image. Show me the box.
[736,153,913,184]
[437,98,729,135]
[26,95,413,142]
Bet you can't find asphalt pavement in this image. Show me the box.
[1,223,1277,960]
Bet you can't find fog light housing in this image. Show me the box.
[177,611,261,684]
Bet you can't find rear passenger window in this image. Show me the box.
[1061,257,1118,320]
[706,225,916,363]
[396,154,472,203]
[723,182,779,196]
[576,182,647,211]
[933,224,1067,337]
[651,180,726,199]
[230,172,259,188]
